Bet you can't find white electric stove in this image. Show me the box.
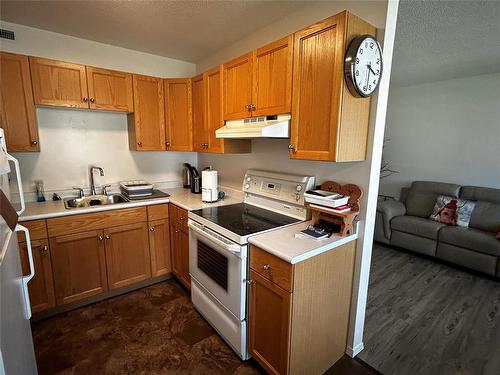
[188,170,315,359]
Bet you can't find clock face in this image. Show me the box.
[345,35,383,97]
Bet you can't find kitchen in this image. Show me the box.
[0,1,397,374]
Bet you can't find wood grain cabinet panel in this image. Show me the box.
[50,230,108,305]
[148,219,172,277]
[165,78,193,151]
[191,74,208,152]
[128,74,165,151]
[147,203,169,221]
[222,53,253,120]
[252,36,293,117]
[248,269,291,375]
[0,52,39,152]
[29,56,89,109]
[86,67,133,112]
[250,246,293,292]
[17,219,47,242]
[205,66,224,153]
[19,239,56,313]
[169,204,190,289]
[290,11,375,162]
[104,222,151,289]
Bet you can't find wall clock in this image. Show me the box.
[344,34,383,98]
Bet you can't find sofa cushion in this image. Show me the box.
[468,201,500,233]
[430,195,476,227]
[411,181,461,197]
[391,215,447,240]
[405,191,438,218]
[438,226,500,257]
[460,186,500,204]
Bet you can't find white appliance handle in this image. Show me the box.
[15,224,33,319]
[188,221,241,255]
[6,152,25,215]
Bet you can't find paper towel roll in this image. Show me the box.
[202,170,218,202]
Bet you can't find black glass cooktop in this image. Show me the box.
[190,203,300,237]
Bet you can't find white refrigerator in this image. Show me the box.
[0,128,37,374]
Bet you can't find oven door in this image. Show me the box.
[188,220,247,320]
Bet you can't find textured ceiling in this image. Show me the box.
[392,0,500,87]
[0,0,315,63]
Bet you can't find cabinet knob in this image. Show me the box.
[245,104,251,110]
[263,264,271,270]
[105,235,110,240]
[90,98,95,103]
[83,97,88,102]
[42,245,49,252]
[137,141,142,146]
[150,227,155,231]
[250,104,256,111]
[98,235,103,241]
[175,229,180,233]
[31,140,38,146]
[166,141,171,147]
[247,279,254,285]
[288,144,296,152]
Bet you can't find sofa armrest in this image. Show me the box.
[376,199,406,240]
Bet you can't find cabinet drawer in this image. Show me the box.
[147,203,169,221]
[250,245,293,292]
[171,204,188,232]
[17,219,47,242]
[47,207,147,237]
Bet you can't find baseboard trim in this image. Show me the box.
[346,342,364,357]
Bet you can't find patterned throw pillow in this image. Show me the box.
[430,195,476,227]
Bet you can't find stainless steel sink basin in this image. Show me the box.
[64,194,129,209]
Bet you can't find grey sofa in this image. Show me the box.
[375,181,500,277]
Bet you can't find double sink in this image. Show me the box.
[64,194,129,209]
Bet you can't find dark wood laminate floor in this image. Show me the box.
[359,244,500,375]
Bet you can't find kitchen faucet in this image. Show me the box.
[90,166,104,195]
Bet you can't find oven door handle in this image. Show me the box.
[188,221,241,254]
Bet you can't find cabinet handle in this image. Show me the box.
[31,140,38,146]
[83,97,88,102]
[98,235,103,241]
[245,104,251,110]
[42,245,49,252]
[250,104,256,111]
[137,141,142,146]
[166,141,171,147]
[175,229,180,233]
[105,235,110,240]
[150,227,155,231]
[263,264,271,270]
[288,144,296,152]
[247,279,254,285]
[90,98,95,103]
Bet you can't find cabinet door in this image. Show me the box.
[29,56,89,109]
[19,240,56,313]
[86,67,133,112]
[205,66,224,153]
[165,78,193,151]
[129,74,166,150]
[104,222,151,289]
[170,220,182,279]
[191,74,207,152]
[249,270,291,375]
[252,36,293,117]
[50,230,108,305]
[222,53,253,120]
[179,229,191,290]
[148,219,172,277]
[290,14,346,161]
[0,52,39,152]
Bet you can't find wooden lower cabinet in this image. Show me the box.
[50,230,108,305]
[105,222,151,289]
[148,219,172,276]
[248,241,356,375]
[249,270,291,375]
[19,239,56,313]
[169,204,190,289]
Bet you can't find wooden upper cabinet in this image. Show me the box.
[50,230,108,305]
[290,11,375,161]
[30,56,89,109]
[252,36,293,117]
[19,239,56,313]
[0,52,39,152]
[128,74,165,151]
[191,74,207,152]
[86,67,133,112]
[222,53,253,120]
[165,78,193,151]
[104,222,151,289]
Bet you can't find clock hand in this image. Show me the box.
[368,64,377,75]
[366,67,370,88]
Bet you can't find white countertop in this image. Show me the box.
[19,188,243,221]
[248,221,358,264]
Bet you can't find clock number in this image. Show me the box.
[363,86,367,92]
[356,70,359,76]
[369,85,372,91]
[356,58,359,64]
[370,42,374,49]
[359,48,363,54]
[376,58,380,65]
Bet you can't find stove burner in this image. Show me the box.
[229,220,265,232]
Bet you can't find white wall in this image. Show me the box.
[0,21,197,198]
[380,72,500,198]
[196,0,397,357]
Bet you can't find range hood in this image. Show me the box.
[216,114,290,139]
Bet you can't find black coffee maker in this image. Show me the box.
[183,163,201,194]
